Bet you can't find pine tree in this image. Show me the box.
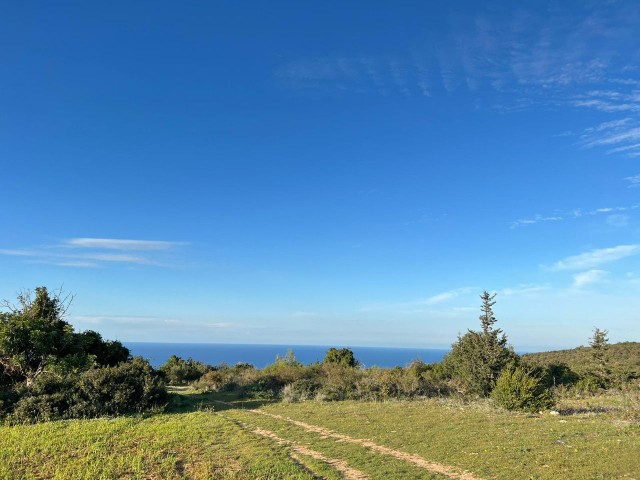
[443,291,517,396]
[589,327,610,386]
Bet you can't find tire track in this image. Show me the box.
[252,427,370,480]
[222,412,370,480]
[249,409,483,480]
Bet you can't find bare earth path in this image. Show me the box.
[219,400,484,480]
[252,426,370,480]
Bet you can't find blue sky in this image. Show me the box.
[2,1,640,350]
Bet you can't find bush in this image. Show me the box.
[70,357,167,417]
[281,379,320,402]
[159,355,212,385]
[491,366,554,412]
[323,348,359,368]
[9,357,167,423]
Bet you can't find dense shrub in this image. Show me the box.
[323,348,359,368]
[491,366,554,412]
[8,357,167,423]
[70,357,167,417]
[0,287,168,423]
[540,362,580,388]
[159,355,212,385]
[76,330,130,367]
[282,379,321,402]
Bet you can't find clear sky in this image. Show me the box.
[1,1,640,351]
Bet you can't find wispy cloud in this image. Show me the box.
[276,4,639,97]
[498,284,549,296]
[550,245,640,271]
[72,315,233,329]
[510,204,639,228]
[573,269,608,288]
[0,237,185,268]
[275,4,640,179]
[361,287,476,312]
[625,174,640,188]
[423,287,475,305]
[64,238,181,251]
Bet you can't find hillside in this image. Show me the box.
[523,342,640,377]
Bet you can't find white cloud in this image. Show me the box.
[510,215,563,228]
[423,287,475,305]
[0,237,185,268]
[360,287,476,312]
[606,214,629,227]
[499,284,549,296]
[64,238,181,251]
[510,204,638,228]
[550,245,640,271]
[585,126,640,147]
[573,269,608,288]
[625,174,640,188]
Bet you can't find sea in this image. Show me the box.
[126,342,449,369]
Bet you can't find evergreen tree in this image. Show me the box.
[589,327,610,386]
[443,291,517,396]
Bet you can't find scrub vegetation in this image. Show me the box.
[1,286,639,479]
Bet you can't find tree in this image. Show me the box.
[589,327,610,386]
[323,348,359,368]
[443,291,517,396]
[159,355,211,385]
[0,288,76,386]
[0,286,168,421]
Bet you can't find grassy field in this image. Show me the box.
[1,389,639,479]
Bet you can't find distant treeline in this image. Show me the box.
[161,294,637,413]
[2,287,637,423]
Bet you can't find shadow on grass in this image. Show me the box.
[166,387,278,414]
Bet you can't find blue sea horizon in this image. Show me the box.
[126,342,450,369]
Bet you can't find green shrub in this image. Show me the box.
[159,355,212,385]
[9,357,167,423]
[575,374,606,394]
[491,366,554,412]
[281,379,320,402]
[323,348,359,368]
[70,357,167,417]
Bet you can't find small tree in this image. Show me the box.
[323,348,359,368]
[589,327,610,387]
[443,291,517,396]
[0,288,77,386]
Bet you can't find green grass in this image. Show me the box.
[0,409,339,480]
[245,398,640,479]
[2,389,639,479]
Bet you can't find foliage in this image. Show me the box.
[491,365,554,412]
[281,379,321,402]
[589,327,611,387]
[0,288,78,386]
[442,292,517,396]
[523,341,640,386]
[323,348,359,368]
[159,355,212,385]
[8,357,167,423]
[76,330,130,367]
[0,287,166,422]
